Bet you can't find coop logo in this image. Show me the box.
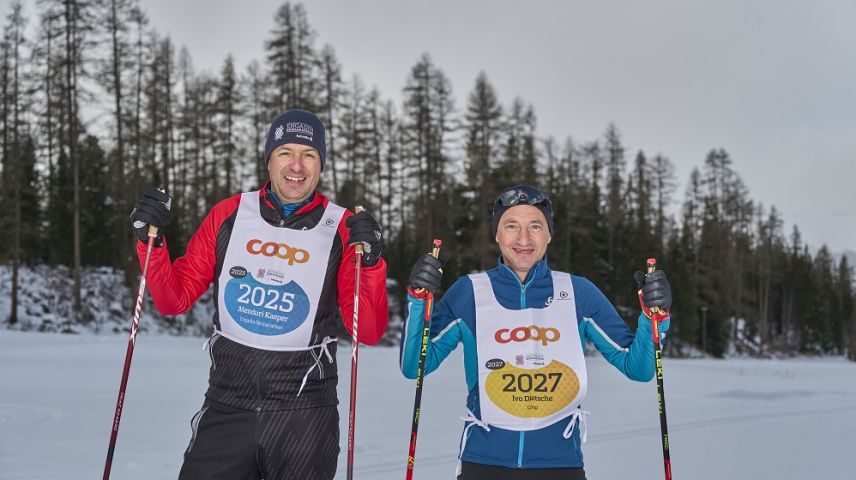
[495,326,561,346]
[245,239,310,265]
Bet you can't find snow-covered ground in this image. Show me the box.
[2,331,855,480]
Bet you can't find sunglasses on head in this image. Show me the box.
[495,185,550,209]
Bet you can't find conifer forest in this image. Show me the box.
[0,1,853,359]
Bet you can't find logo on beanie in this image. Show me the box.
[286,122,314,141]
[274,124,284,141]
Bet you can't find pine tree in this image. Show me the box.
[495,98,537,187]
[99,0,136,272]
[318,44,343,195]
[573,140,607,286]
[650,153,676,243]
[677,167,704,353]
[265,2,318,111]
[463,72,503,269]
[400,53,455,244]
[837,256,855,360]
[241,59,273,187]
[602,123,629,304]
[753,205,783,352]
[336,74,370,207]
[1,1,29,324]
[216,54,240,196]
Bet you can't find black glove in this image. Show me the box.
[345,211,383,266]
[634,269,672,321]
[408,252,450,294]
[130,187,171,246]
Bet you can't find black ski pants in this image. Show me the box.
[178,399,339,480]
[458,461,587,480]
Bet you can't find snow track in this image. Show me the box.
[2,331,855,479]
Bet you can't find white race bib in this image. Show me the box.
[473,271,587,431]
[216,191,344,351]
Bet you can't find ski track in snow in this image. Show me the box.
[2,331,856,480]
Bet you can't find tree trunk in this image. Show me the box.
[65,0,82,319]
[110,0,130,271]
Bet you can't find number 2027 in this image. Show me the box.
[501,372,562,392]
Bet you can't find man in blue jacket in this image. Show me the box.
[400,184,672,480]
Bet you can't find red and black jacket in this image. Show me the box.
[137,184,389,410]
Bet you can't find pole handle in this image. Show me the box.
[415,239,443,294]
[646,257,657,274]
[353,205,365,255]
[646,258,663,315]
[430,239,442,259]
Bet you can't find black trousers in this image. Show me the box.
[457,461,587,480]
[178,400,339,480]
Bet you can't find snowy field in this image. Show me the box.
[2,331,856,480]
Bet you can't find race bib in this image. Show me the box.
[484,359,579,418]
[223,272,310,336]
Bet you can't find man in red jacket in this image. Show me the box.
[129,109,388,480]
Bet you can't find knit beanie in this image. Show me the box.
[491,184,554,236]
[263,109,326,170]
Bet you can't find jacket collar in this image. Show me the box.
[496,255,550,288]
[259,181,328,219]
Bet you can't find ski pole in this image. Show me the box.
[103,225,158,480]
[347,205,366,480]
[406,239,443,480]
[645,258,672,480]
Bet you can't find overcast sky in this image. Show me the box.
[6,0,855,254]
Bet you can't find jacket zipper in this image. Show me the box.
[254,349,262,412]
[513,263,536,468]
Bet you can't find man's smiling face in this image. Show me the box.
[267,143,321,204]
[495,205,552,282]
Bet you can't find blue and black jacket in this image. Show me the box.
[399,257,669,469]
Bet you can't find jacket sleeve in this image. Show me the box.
[336,211,389,345]
[399,277,470,380]
[574,275,671,382]
[136,196,239,316]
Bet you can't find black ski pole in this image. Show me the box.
[103,225,158,480]
[406,239,442,480]
[645,258,672,480]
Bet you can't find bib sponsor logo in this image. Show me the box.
[495,326,561,346]
[246,239,310,265]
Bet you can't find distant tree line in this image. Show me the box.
[0,0,853,358]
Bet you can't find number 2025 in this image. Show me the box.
[236,284,295,313]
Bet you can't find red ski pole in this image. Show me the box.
[347,205,366,480]
[103,225,158,480]
[406,239,443,480]
[645,258,672,480]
